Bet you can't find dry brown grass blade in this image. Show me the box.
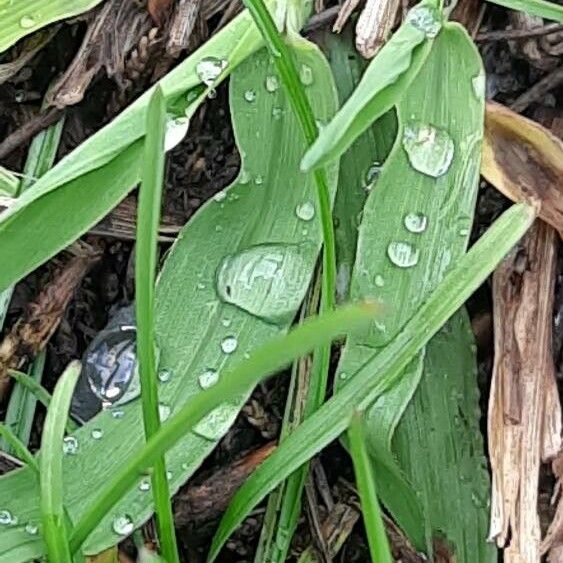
[488,220,561,563]
[0,253,98,398]
[482,101,563,237]
[148,0,175,24]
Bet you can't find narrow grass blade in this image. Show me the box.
[208,202,536,561]
[0,424,38,474]
[39,361,81,563]
[8,368,51,411]
[486,0,563,22]
[300,0,439,172]
[67,303,378,553]
[0,0,105,53]
[0,166,19,196]
[348,413,392,563]
[136,87,178,563]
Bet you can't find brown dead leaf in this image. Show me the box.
[148,0,174,24]
[488,220,561,563]
[482,101,563,237]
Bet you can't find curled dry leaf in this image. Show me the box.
[482,101,563,237]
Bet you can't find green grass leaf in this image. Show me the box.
[486,0,563,22]
[39,361,81,563]
[0,424,38,474]
[208,202,536,561]
[0,0,105,53]
[135,87,179,563]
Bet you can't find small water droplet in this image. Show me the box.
[471,71,486,99]
[221,318,231,328]
[295,201,315,221]
[111,409,125,419]
[166,471,173,481]
[374,274,385,287]
[272,107,283,120]
[213,191,227,202]
[165,116,190,152]
[193,404,239,440]
[239,168,250,184]
[14,91,25,103]
[339,372,348,380]
[24,522,38,535]
[404,212,428,233]
[406,5,441,38]
[459,227,470,236]
[387,242,420,268]
[159,403,171,422]
[244,89,256,102]
[181,462,189,470]
[254,174,263,185]
[199,369,219,389]
[63,436,79,455]
[91,429,103,440]
[0,511,13,525]
[364,162,381,191]
[197,282,205,290]
[265,75,279,92]
[402,121,454,178]
[19,15,35,29]
[221,336,238,354]
[196,57,228,87]
[139,480,151,492]
[299,64,313,86]
[158,369,172,383]
[207,88,217,100]
[112,514,134,536]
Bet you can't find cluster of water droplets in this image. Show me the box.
[406,5,442,38]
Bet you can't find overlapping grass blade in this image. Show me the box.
[135,87,179,563]
[300,0,438,172]
[39,361,81,563]
[0,424,39,474]
[0,0,104,53]
[0,42,339,560]
[487,0,563,22]
[209,202,536,561]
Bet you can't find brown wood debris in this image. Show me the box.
[482,102,563,237]
[0,253,99,399]
[488,220,561,562]
[148,0,175,25]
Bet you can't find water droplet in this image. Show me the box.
[14,91,25,103]
[364,162,381,190]
[265,75,279,92]
[221,318,231,328]
[181,462,189,470]
[374,274,385,287]
[139,480,150,492]
[165,116,190,152]
[213,190,227,202]
[387,242,420,268]
[166,471,173,481]
[244,89,256,102]
[339,372,348,380]
[207,88,217,100]
[158,369,172,383]
[299,64,313,86]
[0,511,13,525]
[406,5,441,38]
[238,168,250,184]
[197,282,205,290]
[459,227,470,236]
[111,409,125,419]
[199,369,219,389]
[404,212,428,233]
[193,404,239,440]
[471,71,486,99]
[295,201,315,221]
[216,244,310,322]
[112,514,134,536]
[402,121,454,178]
[254,174,263,185]
[63,436,79,455]
[196,57,228,87]
[19,15,35,29]
[159,403,171,422]
[91,429,103,440]
[25,522,38,535]
[221,336,238,354]
[272,107,283,120]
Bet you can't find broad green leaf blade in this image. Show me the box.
[0,43,339,561]
[39,361,81,563]
[487,0,563,22]
[0,8,267,293]
[209,202,536,561]
[0,0,104,53]
[391,311,493,562]
[300,0,439,172]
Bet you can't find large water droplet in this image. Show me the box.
[299,64,313,86]
[244,89,256,102]
[199,369,219,389]
[406,5,441,37]
[196,57,228,87]
[165,116,190,152]
[404,212,428,233]
[472,71,486,100]
[216,244,310,322]
[265,75,279,92]
[193,404,239,440]
[112,514,134,536]
[295,201,315,221]
[221,336,238,354]
[387,242,420,268]
[0,511,13,525]
[402,121,454,178]
[63,436,79,455]
[19,15,35,29]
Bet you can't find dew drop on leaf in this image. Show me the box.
[63,436,79,455]
[272,107,283,120]
[404,212,428,233]
[213,191,227,202]
[139,480,150,492]
[198,369,219,389]
[295,201,315,221]
[402,121,454,178]
[195,57,228,87]
[0,511,13,525]
[158,403,171,421]
[265,75,279,92]
[158,369,172,383]
[216,244,310,322]
[24,522,38,535]
[472,71,486,99]
[91,429,103,440]
[112,514,134,536]
[220,336,238,354]
[387,241,420,268]
[406,5,441,37]
[164,116,190,152]
[374,274,385,287]
[254,174,263,185]
[19,15,35,28]
[244,89,256,102]
[299,64,313,86]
